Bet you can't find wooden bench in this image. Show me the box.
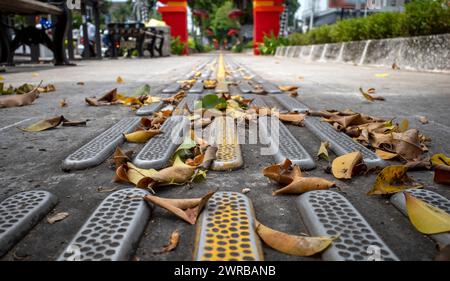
[0,0,71,65]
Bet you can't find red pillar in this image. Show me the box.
[253,0,284,55]
[158,0,189,55]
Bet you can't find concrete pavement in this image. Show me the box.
[0,53,449,260]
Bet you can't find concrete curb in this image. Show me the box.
[275,33,450,73]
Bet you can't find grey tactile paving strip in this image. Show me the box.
[245,95,268,108]
[189,81,204,93]
[226,61,253,93]
[162,82,181,93]
[174,94,200,115]
[391,189,450,246]
[58,188,150,261]
[62,117,141,171]
[260,82,282,94]
[274,95,309,113]
[133,116,189,169]
[304,117,386,168]
[296,190,399,261]
[0,190,58,257]
[194,191,263,261]
[135,101,165,116]
[259,117,316,170]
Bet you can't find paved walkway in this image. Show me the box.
[0,53,449,260]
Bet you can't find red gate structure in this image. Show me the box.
[157,0,189,55]
[158,0,285,55]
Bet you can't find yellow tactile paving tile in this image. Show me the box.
[210,116,243,171]
[194,191,264,261]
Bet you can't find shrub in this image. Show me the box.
[259,34,288,55]
[287,0,450,46]
[171,36,186,55]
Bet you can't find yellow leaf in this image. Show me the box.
[60,99,67,108]
[367,165,423,195]
[405,193,450,234]
[375,149,398,160]
[116,76,124,83]
[331,151,363,179]
[20,116,65,132]
[279,85,298,92]
[124,129,160,143]
[430,153,450,166]
[398,119,409,133]
[317,141,330,161]
[255,220,333,256]
[0,76,4,81]
[32,72,39,77]
[375,73,389,78]
[203,80,218,89]
[359,87,375,102]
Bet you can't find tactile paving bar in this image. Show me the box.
[162,82,180,93]
[260,82,282,94]
[391,189,450,246]
[194,191,263,261]
[296,190,399,261]
[304,117,386,168]
[189,81,204,93]
[135,101,165,116]
[62,117,141,171]
[245,95,267,108]
[58,188,150,261]
[211,117,243,171]
[173,95,200,115]
[259,117,315,170]
[274,95,309,113]
[133,116,189,169]
[0,190,58,257]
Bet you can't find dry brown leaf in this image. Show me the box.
[203,80,218,89]
[317,142,330,161]
[255,220,333,256]
[111,147,133,168]
[85,88,120,106]
[155,230,180,254]
[367,165,423,195]
[272,165,335,195]
[375,149,398,160]
[418,116,428,124]
[47,212,69,224]
[62,120,87,127]
[431,153,450,185]
[278,113,305,125]
[0,82,40,108]
[331,151,364,179]
[143,191,215,224]
[392,129,424,161]
[262,159,294,185]
[116,76,124,84]
[60,99,67,107]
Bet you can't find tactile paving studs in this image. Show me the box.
[173,95,200,115]
[259,117,315,170]
[244,95,267,108]
[58,188,150,261]
[194,191,263,261]
[135,101,165,116]
[296,190,399,261]
[274,95,309,113]
[391,189,450,246]
[304,117,386,168]
[0,190,58,257]
[211,117,243,171]
[133,116,189,169]
[260,82,281,94]
[62,117,141,171]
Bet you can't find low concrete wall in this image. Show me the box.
[275,34,450,73]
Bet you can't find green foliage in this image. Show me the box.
[231,42,244,53]
[211,1,240,43]
[171,37,186,55]
[259,35,288,55]
[200,94,227,110]
[288,0,450,46]
[112,0,133,22]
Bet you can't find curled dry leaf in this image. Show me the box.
[375,149,398,160]
[278,113,305,125]
[317,141,330,161]
[124,129,161,143]
[62,120,88,127]
[398,119,409,133]
[331,151,364,179]
[418,116,429,124]
[263,159,294,185]
[200,146,218,170]
[203,80,218,89]
[272,165,335,195]
[0,82,40,108]
[20,116,66,132]
[60,99,67,108]
[143,190,215,224]
[116,76,124,84]
[278,85,298,92]
[85,88,120,106]
[392,129,424,161]
[47,212,69,224]
[156,230,180,254]
[111,147,133,168]
[405,193,450,234]
[255,220,333,256]
[359,87,384,102]
[367,165,423,195]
